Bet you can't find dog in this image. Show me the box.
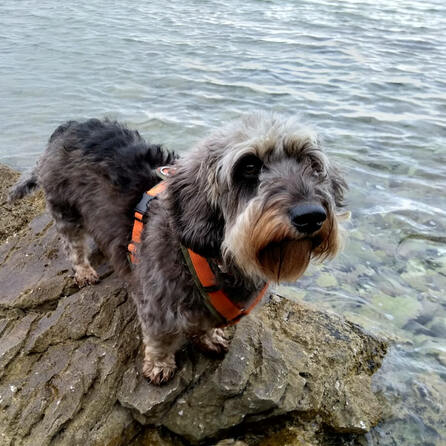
[9,113,347,384]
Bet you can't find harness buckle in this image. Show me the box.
[135,193,157,217]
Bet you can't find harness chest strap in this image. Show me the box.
[128,168,269,326]
[181,245,269,325]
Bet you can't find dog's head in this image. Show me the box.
[168,112,347,283]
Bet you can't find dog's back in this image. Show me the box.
[45,119,175,195]
[10,119,176,278]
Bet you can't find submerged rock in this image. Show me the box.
[0,164,387,445]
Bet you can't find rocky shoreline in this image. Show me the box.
[0,164,387,445]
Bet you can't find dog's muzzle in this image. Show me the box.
[289,203,326,235]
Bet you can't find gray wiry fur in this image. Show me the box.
[8,167,39,202]
[10,119,176,282]
[10,113,347,385]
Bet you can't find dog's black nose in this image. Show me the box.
[289,203,326,235]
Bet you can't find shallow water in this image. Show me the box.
[1,0,445,444]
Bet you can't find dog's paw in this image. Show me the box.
[194,328,229,356]
[143,355,177,385]
[74,266,99,287]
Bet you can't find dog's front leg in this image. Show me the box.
[142,334,184,385]
[192,328,230,356]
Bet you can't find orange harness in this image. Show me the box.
[127,167,268,326]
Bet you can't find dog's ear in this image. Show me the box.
[167,156,224,258]
[328,163,347,208]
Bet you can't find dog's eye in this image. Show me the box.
[234,155,263,181]
[244,162,261,176]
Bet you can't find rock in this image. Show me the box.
[118,299,386,442]
[0,165,45,245]
[0,164,387,445]
[214,440,248,446]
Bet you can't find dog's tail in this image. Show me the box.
[8,168,40,203]
[8,122,77,203]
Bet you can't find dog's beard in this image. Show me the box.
[223,199,340,283]
[257,237,312,282]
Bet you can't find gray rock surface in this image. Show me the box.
[0,164,387,445]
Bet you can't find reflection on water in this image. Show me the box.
[1,0,445,443]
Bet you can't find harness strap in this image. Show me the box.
[185,248,268,324]
[128,180,167,264]
[128,166,269,326]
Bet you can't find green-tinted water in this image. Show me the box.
[1,0,445,444]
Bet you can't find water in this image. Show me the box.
[1,0,446,444]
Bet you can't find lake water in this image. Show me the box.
[1,0,445,444]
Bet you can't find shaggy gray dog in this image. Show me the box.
[10,113,347,384]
